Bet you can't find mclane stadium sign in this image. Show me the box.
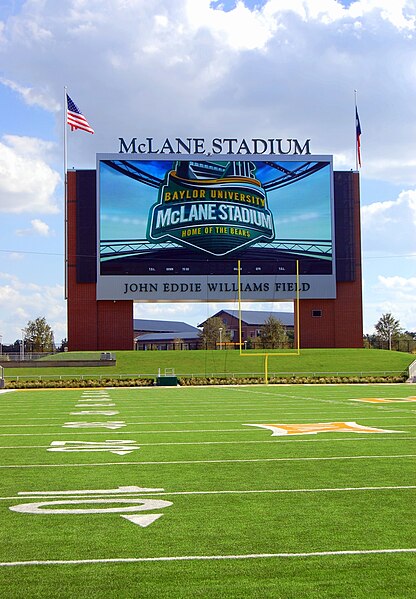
[118,137,311,156]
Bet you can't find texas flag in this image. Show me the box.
[355,106,362,167]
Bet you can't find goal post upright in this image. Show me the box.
[238,259,243,357]
[237,259,301,384]
[295,258,301,355]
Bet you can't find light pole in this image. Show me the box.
[21,329,25,361]
[0,334,2,356]
[219,327,223,351]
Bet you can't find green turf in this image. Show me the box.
[0,383,415,597]
[4,348,414,380]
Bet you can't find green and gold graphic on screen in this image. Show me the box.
[148,160,275,256]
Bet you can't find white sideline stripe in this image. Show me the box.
[0,427,255,432]
[124,485,416,497]
[1,484,415,501]
[0,454,414,469]
[1,548,415,567]
[0,432,416,445]
[1,399,410,409]
[0,414,415,425]
[1,417,415,428]
[0,429,256,436]
[0,392,411,400]
[0,425,415,436]
[0,435,414,449]
[0,404,407,413]
[0,393,411,401]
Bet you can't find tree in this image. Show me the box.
[396,331,416,353]
[259,315,288,349]
[57,338,68,352]
[199,317,230,349]
[24,317,55,352]
[374,313,403,350]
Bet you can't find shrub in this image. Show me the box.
[3,373,407,389]
[5,377,155,389]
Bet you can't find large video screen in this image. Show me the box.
[96,154,335,301]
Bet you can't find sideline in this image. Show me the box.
[0,453,415,469]
[1,483,415,501]
[1,547,415,567]
[1,382,415,392]
[0,435,414,449]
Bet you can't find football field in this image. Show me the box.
[0,383,415,598]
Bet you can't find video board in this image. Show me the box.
[96,154,335,302]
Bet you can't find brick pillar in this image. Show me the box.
[66,170,133,350]
[296,172,363,348]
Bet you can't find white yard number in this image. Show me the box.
[48,440,140,455]
[10,486,172,528]
[63,421,126,429]
[70,410,119,415]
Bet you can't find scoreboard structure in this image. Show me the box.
[66,154,363,350]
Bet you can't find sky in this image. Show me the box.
[0,0,415,346]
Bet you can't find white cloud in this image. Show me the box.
[9,1,416,174]
[348,0,416,30]
[362,271,416,332]
[0,77,60,111]
[31,218,52,236]
[374,276,416,332]
[186,0,277,51]
[363,159,416,187]
[361,189,416,255]
[0,135,60,213]
[378,275,416,289]
[0,272,66,343]
[0,1,413,183]
[15,219,52,237]
[3,134,56,159]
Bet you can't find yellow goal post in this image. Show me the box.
[237,259,300,383]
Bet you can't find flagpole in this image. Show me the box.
[354,89,358,171]
[63,86,68,300]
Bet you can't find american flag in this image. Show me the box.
[355,106,362,167]
[66,94,94,134]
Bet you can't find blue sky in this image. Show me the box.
[0,0,415,345]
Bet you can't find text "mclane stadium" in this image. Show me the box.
[118,137,311,155]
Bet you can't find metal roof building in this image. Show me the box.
[199,309,294,328]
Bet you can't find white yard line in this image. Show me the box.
[1,484,415,501]
[0,435,414,450]
[0,428,254,434]
[0,416,415,429]
[1,548,415,567]
[2,407,411,418]
[0,454,414,469]
[0,432,416,446]
[4,398,414,407]
[0,412,415,424]
[130,485,416,497]
[0,411,358,420]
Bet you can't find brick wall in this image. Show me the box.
[297,172,363,348]
[67,171,133,350]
